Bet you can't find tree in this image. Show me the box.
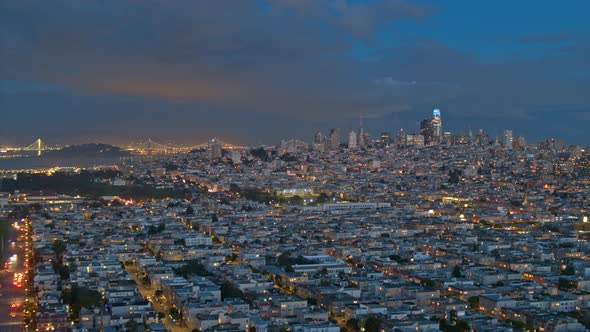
[278,251,292,266]
[125,317,141,332]
[289,195,304,205]
[316,193,330,203]
[250,147,269,161]
[61,285,102,322]
[457,320,469,332]
[211,235,221,244]
[229,183,241,193]
[111,198,123,206]
[467,296,479,310]
[448,169,461,184]
[57,264,70,280]
[346,318,360,332]
[174,260,214,277]
[421,278,435,288]
[220,280,245,300]
[562,265,575,275]
[185,205,194,215]
[51,239,66,260]
[275,275,284,288]
[142,276,151,286]
[155,290,162,297]
[169,307,181,320]
[364,317,382,332]
[452,265,462,278]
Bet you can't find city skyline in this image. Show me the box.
[1,1,590,145]
[2,3,590,330]
[0,107,585,149]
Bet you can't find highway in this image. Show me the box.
[0,219,25,332]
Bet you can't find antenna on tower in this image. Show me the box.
[359,114,364,128]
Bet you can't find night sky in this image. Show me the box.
[1,0,589,146]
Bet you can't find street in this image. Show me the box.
[126,265,190,332]
[0,219,25,332]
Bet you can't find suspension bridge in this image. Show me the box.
[124,138,243,154]
[2,138,57,156]
[0,138,244,157]
[191,138,243,150]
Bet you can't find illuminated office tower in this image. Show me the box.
[358,128,370,148]
[396,129,406,147]
[380,132,391,147]
[513,136,527,150]
[419,108,442,145]
[431,108,442,142]
[208,138,222,160]
[329,128,340,150]
[420,119,433,144]
[503,130,513,150]
[348,131,358,149]
[443,131,452,145]
[475,129,489,146]
[314,131,324,144]
[406,134,424,147]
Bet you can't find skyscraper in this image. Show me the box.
[419,109,442,145]
[348,131,358,149]
[314,131,324,144]
[358,128,370,148]
[396,129,406,147]
[432,109,442,142]
[406,134,424,147]
[513,136,527,150]
[208,138,222,160]
[380,132,391,147]
[329,128,340,150]
[443,131,452,145]
[420,119,433,144]
[475,129,489,146]
[503,130,513,150]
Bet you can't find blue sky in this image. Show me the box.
[1,0,589,145]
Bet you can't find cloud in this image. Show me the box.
[0,80,65,94]
[2,0,434,122]
[514,33,580,44]
[269,0,431,36]
[0,1,589,144]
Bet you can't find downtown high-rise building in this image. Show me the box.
[503,130,513,150]
[420,119,433,143]
[314,131,324,144]
[380,132,391,147]
[348,130,358,149]
[329,128,340,150]
[208,138,222,160]
[513,136,527,150]
[432,109,442,141]
[395,129,406,147]
[475,129,489,146]
[419,109,442,145]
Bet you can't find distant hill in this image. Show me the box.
[44,143,130,158]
